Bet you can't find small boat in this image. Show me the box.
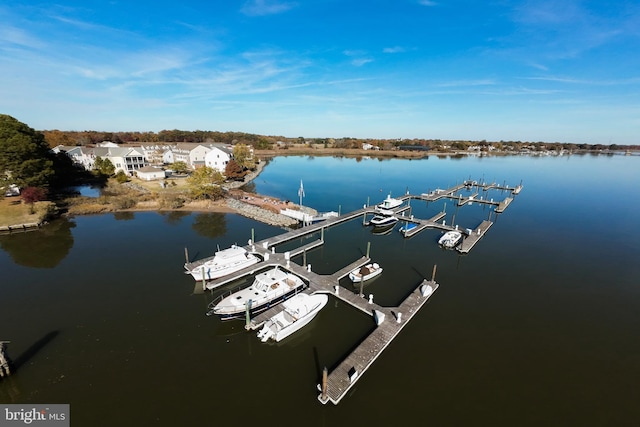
[377,194,403,210]
[349,263,383,282]
[438,230,463,248]
[369,215,398,227]
[209,267,306,320]
[256,293,328,342]
[398,222,418,235]
[185,245,259,282]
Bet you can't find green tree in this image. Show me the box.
[170,161,189,174]
[232,144,254,169]
[0,114,55,188]
[187,166,224,199]
[93,156,115,176]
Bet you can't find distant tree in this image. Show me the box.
[42,130,74,148]
[187,166,224,199]
[0,115,55,189]
[93,157,115,176]
[21,186,48,213]
[170,161,189,174]
[225,159,247,181]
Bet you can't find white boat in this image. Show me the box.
[209,267,306,320]
[369,215,398,227]
[185,245,259,282]
[349,263,383,282]
[377,194,403,210]
[398,222,418,235]
[438,230,463,248]
[256,293,328,342]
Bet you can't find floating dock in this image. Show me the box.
[192,179,522,404]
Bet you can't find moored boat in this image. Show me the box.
[349,263,383,282]
[369,215,398,227]
[185,245,259,282]
[438,230,463,248]
[256,293,328,342]
[208,267,306,320]
[398,222,418,235]
[377,194,403,210]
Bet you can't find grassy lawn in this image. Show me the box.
[0,197,46,227]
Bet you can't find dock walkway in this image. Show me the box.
[195,179,521,404]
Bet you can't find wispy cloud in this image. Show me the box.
[240,0,297,17]
[351,58,373,67]
[436,79,496,88]
[418,0,437,6]
[383,46,406,54]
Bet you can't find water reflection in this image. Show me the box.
[191,212,227,238]
[160,210,191,225]
[112,211,135,221]
[0,218,75,268]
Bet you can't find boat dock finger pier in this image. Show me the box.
[193,179,521,404]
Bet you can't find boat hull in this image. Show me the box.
[349,263,383,282]
[188,256,259,282]
[257,294,328,342]
[210,268,307,320]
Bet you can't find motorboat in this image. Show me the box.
[185,245,259,282]
[377,194,403,210]
[256,293,328,342]
[349,263,383,282]
[438,230,463,248]
[398,222,418,235]
[209,267,306,320]
[369,215,398,227]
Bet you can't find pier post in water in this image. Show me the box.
[184,247,189,264]
[201,267,206,292]
[0,341,11,378]
[366,241,371,258]
[431,264,437,281]
[321,367,328,401]
[244,299,252,330]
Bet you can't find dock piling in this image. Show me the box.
[244,299,252,330]
[184,247,189,264]
[431,264,437,281]
[0,341,11,378]
[321,367,328,401]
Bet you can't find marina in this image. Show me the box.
[2,153,639,426]
[193,178,521,404]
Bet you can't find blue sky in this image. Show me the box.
[1,1,639,144]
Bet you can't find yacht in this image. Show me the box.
[185,245,259,282]
[256,293,328,342]
[208,267,306,320]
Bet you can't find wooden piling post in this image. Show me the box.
[431,264,437,282]
[251,228,255,245]
[184,247,189,264]
[201,267,206,291]
[245,299,252,330]
[366,241,371,258]
[321,367,328,401]
[0,341,11,378]
[321,227,324,242]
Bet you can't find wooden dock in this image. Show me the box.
[0,341,12,379]
[317,280,439,405]
[193,179,521,404]
[457,220,493,254]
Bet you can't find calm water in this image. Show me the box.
[1,154,639,426]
